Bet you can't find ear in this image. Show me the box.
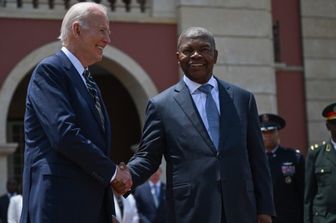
[214,49,218,63]
[72,22,81,38]
[176,51,180,62]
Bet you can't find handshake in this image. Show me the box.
[111,162,133,195]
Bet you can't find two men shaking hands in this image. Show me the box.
[111,162,133,195]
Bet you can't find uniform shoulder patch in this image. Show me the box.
[310,141,326,151]
[310,144,319,151]
[325,143,332,152]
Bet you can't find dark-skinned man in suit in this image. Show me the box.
[114,27,275,223]
[21,2,132,223]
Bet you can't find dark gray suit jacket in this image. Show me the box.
[128,78,275,223]
[21,51,116,223]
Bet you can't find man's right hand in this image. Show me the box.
[111,162,133,195]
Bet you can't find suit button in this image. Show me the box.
[321,169,324,173]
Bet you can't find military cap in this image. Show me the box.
[259,113,286,132]
[322,102,336,121]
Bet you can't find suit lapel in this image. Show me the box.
[101,99,112,151]
[91,81,111,142]
[217,79,241,151]
[56,51,105,135]
[173,81,215,151]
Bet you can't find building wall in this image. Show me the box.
[301,0,336,146]
[272,0,307,152]
[0,19,178,91]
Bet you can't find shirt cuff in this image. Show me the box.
[110,166,117,183]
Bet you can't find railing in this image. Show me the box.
[0,0,148,13]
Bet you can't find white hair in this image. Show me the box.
[58,2,108,45]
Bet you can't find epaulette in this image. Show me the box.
[310,143,321,151]
[310,141,326,151]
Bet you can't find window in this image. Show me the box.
[7,121,24,183]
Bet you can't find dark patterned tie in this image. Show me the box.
[83,70,105,132]
[198,84,220,149]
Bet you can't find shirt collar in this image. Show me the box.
[149,181,161,188]
[7,192,16,198]
[266,145,279,154]
[183,75,218,94]
[61,47,85,75]
[331,139,336,150]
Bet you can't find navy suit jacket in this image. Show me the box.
[0,194,9,223]
[128,79,275,223]
[268,147,304,223]
[133,182,167,223]
[21,50,116,223]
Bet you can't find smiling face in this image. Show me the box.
[176,35,218,84]
[70,7,110,67]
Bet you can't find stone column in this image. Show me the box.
[301,0,336,145]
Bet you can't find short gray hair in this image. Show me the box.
[58,2,108,45]
[177,27,216,50]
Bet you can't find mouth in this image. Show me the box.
[96,45,105,52]
[190,63,204,68]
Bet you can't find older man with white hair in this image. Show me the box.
[20,2,132,223]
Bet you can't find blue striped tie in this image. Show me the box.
[83,70,105,132]
[198,84,220,149]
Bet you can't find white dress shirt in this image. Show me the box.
[113,194,139,223]
[61,47,86,84]
[7,194,22,223]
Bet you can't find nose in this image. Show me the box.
[190,50,202,58]
[105,33,111,44]
[103,31,111,44]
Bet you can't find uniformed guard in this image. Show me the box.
[304,102,336,223]
[259,113,305,223]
